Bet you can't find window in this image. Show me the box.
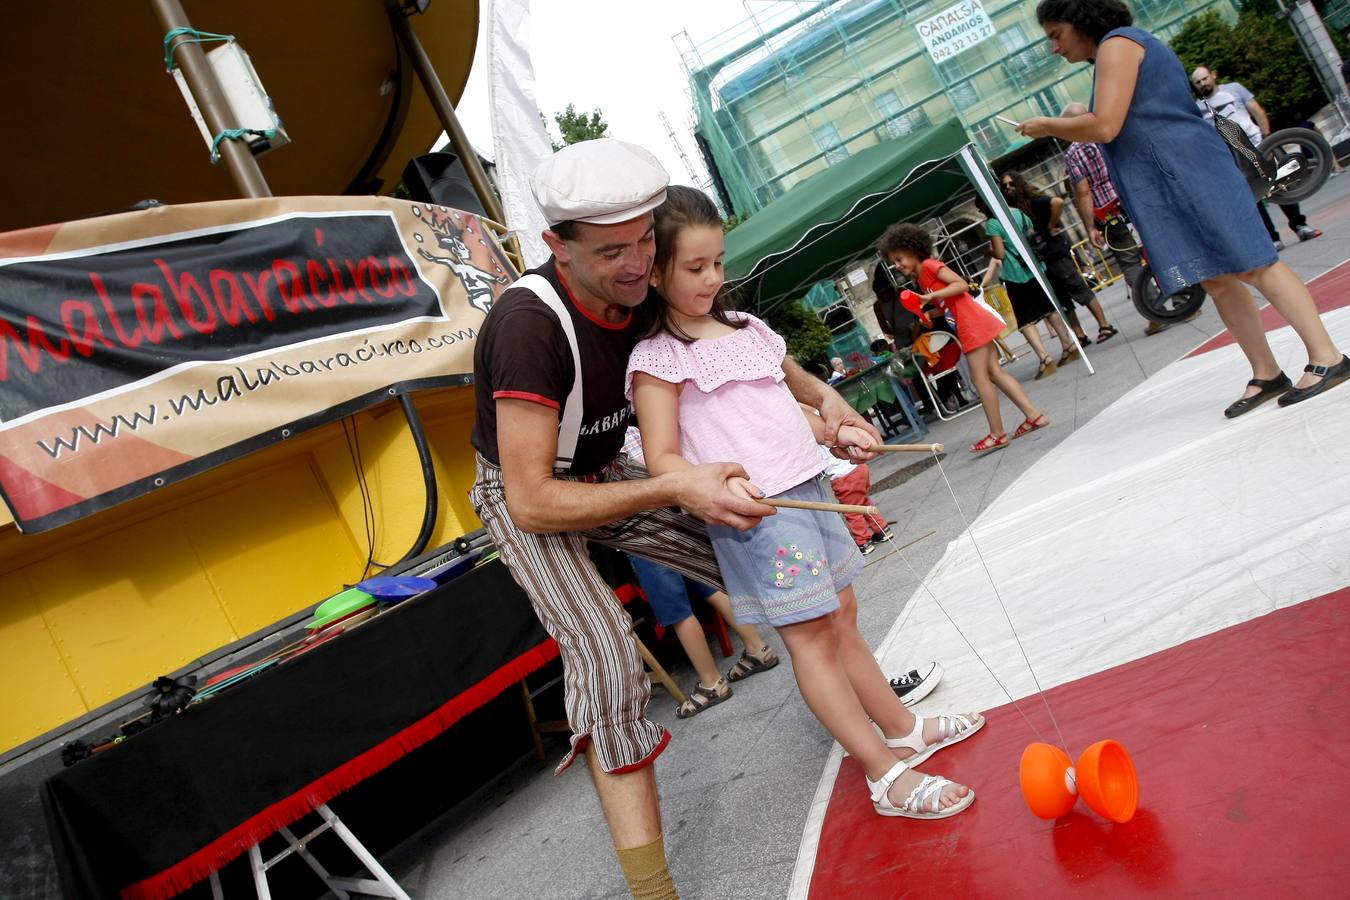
[938,57,979,112]
[972,119,1010,157]
[876,90,903,119]
[813,123,850,164]
[875,90,915,139]
[998,23,1029,54]
[1031,86,1063,118]
[1001,22,1055,79]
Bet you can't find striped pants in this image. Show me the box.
[470,454,722,775]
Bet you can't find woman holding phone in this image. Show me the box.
[1015,0,1347,416]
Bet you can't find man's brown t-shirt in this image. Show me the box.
[470,259,640,476]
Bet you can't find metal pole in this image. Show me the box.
[152,0,272,198]
[1279,0,1350,131]
[388,5,506,225]
[957,145,1094,375]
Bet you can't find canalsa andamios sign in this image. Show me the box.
[0,196,515,532]
[915,0,997,64]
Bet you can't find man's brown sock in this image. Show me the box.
[616,833,679,900]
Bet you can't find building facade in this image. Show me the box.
[684,0,1241,217]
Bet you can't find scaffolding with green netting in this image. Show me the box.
[677,0,1240,219]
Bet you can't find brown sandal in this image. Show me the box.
[726,645,780,682]
[676,677,732,718]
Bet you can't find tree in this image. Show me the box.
[1170,3,1345,129]
[550,104,609,151]
[764,299,834,366]
[722,211,750,234]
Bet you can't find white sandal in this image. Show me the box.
[885,712,985,768]
[867,761,975,819]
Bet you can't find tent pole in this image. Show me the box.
[388,5,507,227]
[153,0,272,198]
[956,145,1093,375]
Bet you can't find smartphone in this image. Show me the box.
[994,114,1021,128]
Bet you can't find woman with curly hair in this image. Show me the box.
[1017,0,1348,416]
[880,222,1048,453]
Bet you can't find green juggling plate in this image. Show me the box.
[307,588,375,630]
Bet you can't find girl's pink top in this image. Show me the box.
[918,257,1005,352]
[625,313,825,497]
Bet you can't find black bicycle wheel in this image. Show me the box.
[1260,127,1333,204]
[1131,265,1207,324]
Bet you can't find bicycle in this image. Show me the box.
[1102,124,1334,325]
[1094,199,1208,326]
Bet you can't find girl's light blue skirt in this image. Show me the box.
[708,475,865,627]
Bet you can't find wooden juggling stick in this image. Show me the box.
[824,443,944,456]
[765,498,880,516]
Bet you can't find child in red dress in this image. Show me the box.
[881,223,1049,454]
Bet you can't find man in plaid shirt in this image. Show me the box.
[1061,102,1166,336]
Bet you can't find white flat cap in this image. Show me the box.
[531,138,669,226]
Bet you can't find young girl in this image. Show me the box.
[880,222,1048,454]
[627,186,985,819]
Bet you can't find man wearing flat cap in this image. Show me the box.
[469,139,876,898]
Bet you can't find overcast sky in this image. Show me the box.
[448,1,763,187]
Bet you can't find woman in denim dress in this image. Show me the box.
[1017,0,1348,417]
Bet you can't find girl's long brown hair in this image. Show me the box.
[640,185,748,341]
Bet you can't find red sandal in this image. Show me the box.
[1012,413,1049,439]
[970,433,1008,454]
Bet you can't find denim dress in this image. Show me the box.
[1093,26,1275,291]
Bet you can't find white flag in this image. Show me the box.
[486,0,554,269]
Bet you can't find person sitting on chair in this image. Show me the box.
[913,319,968,414]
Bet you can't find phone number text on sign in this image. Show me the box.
[916,0,997,63]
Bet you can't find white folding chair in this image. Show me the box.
[914,332,979,422]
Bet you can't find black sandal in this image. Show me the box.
[1224,372,1291,418]
[676,677,732,718]
[1096,324,1118,343]
[726,645,780,682]
[1277,356,1350,407]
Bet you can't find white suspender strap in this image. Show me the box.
[514,274,584,471]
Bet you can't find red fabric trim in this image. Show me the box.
[557,727,671,777]
[556,266,632,331]
[610,729,672,774]
[494,390,562,411]
[119,639,562,900]
[556,733,589,775]
[552,581,656,776]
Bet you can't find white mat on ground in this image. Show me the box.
[789,308,1350,899]
[880,306,1350,721]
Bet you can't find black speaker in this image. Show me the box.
[401,151,487,215]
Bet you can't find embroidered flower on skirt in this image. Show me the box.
[772,545,825,588]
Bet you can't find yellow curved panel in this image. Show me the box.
[0,570,87,751]
[0,386,484,753]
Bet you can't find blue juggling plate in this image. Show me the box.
[358,575,438,604]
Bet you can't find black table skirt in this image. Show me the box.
[41,559,576,900]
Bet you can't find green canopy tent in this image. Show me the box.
[723,118,1091,372]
